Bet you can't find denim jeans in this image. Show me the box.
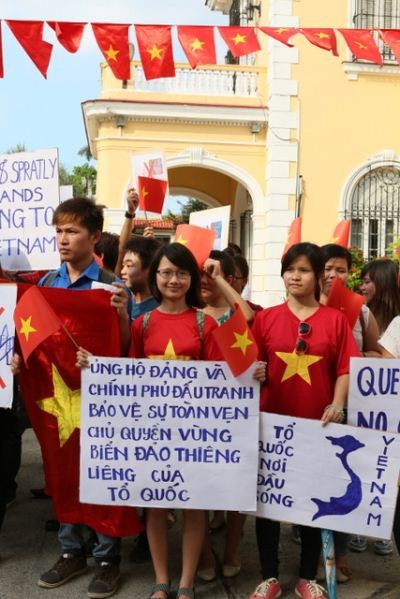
[58,523,120,564]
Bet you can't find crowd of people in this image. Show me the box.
[1,192,400,599]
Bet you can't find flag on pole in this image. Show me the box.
[138,176,168,213]
[212,305,258,376]
[330,220,350,247]
[326,277,364,329]
[282,217,302,259]
[175,223,216,268]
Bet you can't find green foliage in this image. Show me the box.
[385,236,400,261]
[59,163,74,186]
[347,245,366,292]
[71,163,97,197]
[165,197,208,223]
[6,143,27,154]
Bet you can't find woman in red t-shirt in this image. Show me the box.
[248,242,359,599]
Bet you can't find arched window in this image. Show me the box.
[353,0,400,62]
[345,164,400,258]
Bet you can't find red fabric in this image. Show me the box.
[16,270,49,285]
[6,20,53,77]
[130,308,223,361]
[326,277,364,330]
[17,284,142,537]
[218,26,261,57]
[177,26,216,68]
[175,223,216,269]
[259,26,299,47]
[0,22,4,78]
[301,28,338,55]
[138,176,168,213]
[338,29,382,64]
[135,25,175,80]
[282,217,302,259]
[330,220,350,247]
[92,23,131,80]
[47,22,86,53]
[251,303,359,417]
[212,306,258,376]
[379,29,400,64]
[14,286,62,363]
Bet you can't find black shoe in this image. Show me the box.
[87,562,120,598]
[45,518,60,532]
[30,487,51,499]
[129,531,151,564]
[38,553,87,588]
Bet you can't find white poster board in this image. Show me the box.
[131,151,167,188]
[0,148,60,270]
[253,413,400,540]
[80,358,259,510]
[190,205,231,251]
[348,357,400,433]
[0,284,17,408]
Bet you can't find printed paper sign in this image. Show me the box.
[0,284,17,408]
[80,358,259,510]
[190,205,231,251]
[0,148,60,270]
[253,413,400,539]
[131,151,167,189]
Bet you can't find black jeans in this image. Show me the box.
[256,517,321,580]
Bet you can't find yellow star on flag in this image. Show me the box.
[190,38,205,52]
[148,339,191,361]
[355,42,368,50]
[104,44,120,61]
[147,44,163,60]
[141,187,149,200]
[19,316,37,341]
[37,363,81,447]
[275,351,323,385]
[231,33,247,45]
[315,32,330,39]
[275,28,289,34]
[176,234,188,245]
[230,329,253,355]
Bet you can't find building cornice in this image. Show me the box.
[343,61,400,80]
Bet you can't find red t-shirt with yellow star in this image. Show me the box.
[129,307,223,361]
[251,303,359,418]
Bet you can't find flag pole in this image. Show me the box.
[321,529,337,599]
[61,324,80,350]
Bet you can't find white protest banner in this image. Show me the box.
[253,413,400,540]
[0,148,60,270]
[131,151,167,188]
[348,357,400,433]
[190,205,230,251]
[0,284,17,408]
[80,357,259,509]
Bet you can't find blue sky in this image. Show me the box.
[0,1,227,171]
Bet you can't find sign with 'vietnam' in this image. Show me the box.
[254,413,400,539]
[0,148,60,270]
[80,357,260,510]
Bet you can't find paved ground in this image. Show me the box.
[1,430,400,599]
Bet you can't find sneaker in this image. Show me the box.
[248,578,282,599]
[295,579,326,598]
[347,535,367,552]
[374,539,393,555]
[87,562,120,599]
[129,531,151,564]
[38,553,87,588]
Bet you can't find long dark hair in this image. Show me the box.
[148,243,203,308]
[281,242,323,300]
[361,259,400,333]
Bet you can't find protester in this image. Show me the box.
[248,242,359,599]
[230,254,263,313]
[94,231,120,273]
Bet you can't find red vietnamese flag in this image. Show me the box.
[326,277,364,330]
[218,26,261,57]
[330,220,350,247]
[301,28,338,55]
[135,25,175,80]
[175,223,216,268]
[379,29,400,64]
[177,26,216,68]
[212,305,258,376]
[47,22,86,53]
[92,23,131,80]
[282,217,302,259]
[6,20,53,77]
[338,29,382,64]
[259,26,299,47]
[13,286,62,363]
[138,176,168,213]
[0,22,4,78]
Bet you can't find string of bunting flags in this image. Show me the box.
[1,20,399,79]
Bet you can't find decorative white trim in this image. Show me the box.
[343,61,400,81]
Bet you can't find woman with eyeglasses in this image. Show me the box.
[248,242,359,599]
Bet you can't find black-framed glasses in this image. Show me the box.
[156,269,191,280]
[295,321,312,355]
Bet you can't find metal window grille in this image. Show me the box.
[353,0,400,62]
[345,165,400,258]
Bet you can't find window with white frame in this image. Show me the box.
[353,0,400,62]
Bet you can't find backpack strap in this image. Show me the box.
[41,270,58,287]
[98,268,116,285]
[142,311,152,333]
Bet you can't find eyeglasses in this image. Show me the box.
[295,321,312,355]
[156,269,191,280]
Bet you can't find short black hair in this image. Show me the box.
[124,236,162,270]
[320,244,352,270]
[149,243,203,308]
[223,242,242,256]
[53,197,103,234]
[281,242,323,300]
[232,255,249,279]
[210,249,235,278]
[95,232,119,272]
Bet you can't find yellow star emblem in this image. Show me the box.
[141,187,149,200]
[147,44,163,60]
[19,316,37,341]
[104,44,120,61]
[190,38,205,52]
[276,351,323,385]
[230,329,253,355]
[232,33,247,45]
[355,42,368,50]
[148,339,190,361]
[37,363,81,447]
[275,28,289,34]
[176,234,188,245]
[315,32,330,39]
